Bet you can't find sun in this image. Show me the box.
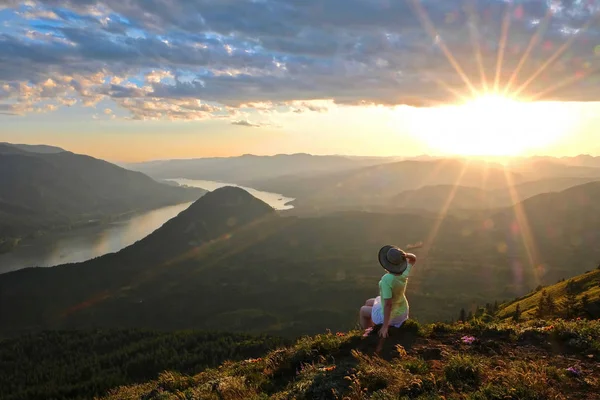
[407,93,577,157]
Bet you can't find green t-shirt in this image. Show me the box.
[378,264,412,317]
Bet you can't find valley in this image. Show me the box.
[2,179,600,338]
[0,179,294,274]
[2,146,600,400]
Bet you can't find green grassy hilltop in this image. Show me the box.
[100,318,600,400]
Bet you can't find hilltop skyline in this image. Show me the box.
[2,133,600,164]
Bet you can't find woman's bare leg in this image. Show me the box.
[365,298,375,307]
[360,306,374,329]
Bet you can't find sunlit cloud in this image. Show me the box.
[231,120,263,128]
[0,0,599,122]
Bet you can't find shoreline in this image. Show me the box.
[0,199,199,256]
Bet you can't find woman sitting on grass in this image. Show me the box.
[360,245,417,338]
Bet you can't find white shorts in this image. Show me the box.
[371,296,409,327]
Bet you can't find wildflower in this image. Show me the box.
[461,335,476,344]
[336,332,345,337]
[245,358,262,364]
[320,366,336,372]
[566,366,582,377]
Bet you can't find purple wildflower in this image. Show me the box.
[566,366,582,377]
[461,335,476,344]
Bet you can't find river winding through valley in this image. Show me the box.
[0,180,294,274]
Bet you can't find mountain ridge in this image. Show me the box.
[0,142,66,154]
[0,145,205,253]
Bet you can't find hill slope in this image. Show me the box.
[508,159,600,180]
[3,274,599,399]
[2,182,600,338]
[497,268,600,321]
[0,329,286,400]
[387,177,600,212]
[0,144,205,249]
[101,319,600,400]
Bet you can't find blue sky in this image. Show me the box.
[1,0,600,161]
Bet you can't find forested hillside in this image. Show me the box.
[0,144,204,252]
[0,330,286,400]
[496,268,600,321]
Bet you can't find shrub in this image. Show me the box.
[402,358,429,375]
[471,383,545,400]
[402,319,424,336]
[430,322,453,334]
[444,355,483,389]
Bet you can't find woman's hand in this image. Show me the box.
[378,325,389,338]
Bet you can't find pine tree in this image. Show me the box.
[493,300,499,312]
[564,286,578,318]
[536,290,548,318]
[566,280,577,295]
[459,308,466,322]
[580,294,590,317]
[485,303,492,314]
[513,303,521,322]
[545,292,557,316]
[467,311,474,321]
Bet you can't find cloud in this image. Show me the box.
[231,120,263,128]
[0,0,599,121]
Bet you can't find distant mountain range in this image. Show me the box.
[2,181,599,337]
[124,153,403,183]
[387,176,600,212]
[249,159,525,210]
[0,144,205,253]
[125,153,600,185]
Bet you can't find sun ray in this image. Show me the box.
[419,160,471,269]
[409,0,480,97]
[386,159,475,215]
[502,166,542,287]
[394,85,464,107]
[527,66,600,102]
[503,7,554,96]
[464,0,489,92]
[426,73,472,102]
[494,2,513,93]
[513,13,600,97]
[395,159,457,210]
